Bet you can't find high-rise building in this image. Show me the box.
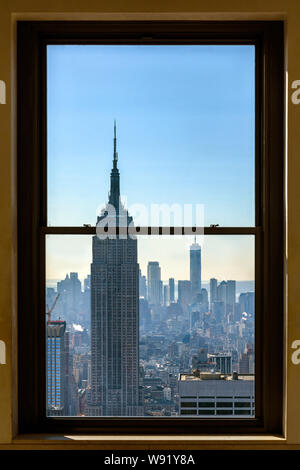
[239,345,255,374]
[239,353,250,374]
[169,278,175,303]
[217,280,227,304]
[226,280,236,314]
[190,239,201,298]
[209,278,218,308]
[57,272,82,323]
[47,320,69,416]
[200,288,209,308]
[163,284,169,306]
[212,300,226,322]
[208,353,232,374]
[139,269,147,298]
[87,122,142,416]
[147,261,162,306]
[84,274,91,291]
[239,292,255,316]
[178,280,192,311]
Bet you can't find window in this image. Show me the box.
[18,21,283,434]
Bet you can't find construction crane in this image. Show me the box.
[46,293,60,324]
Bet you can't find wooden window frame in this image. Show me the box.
[17,20,284,435]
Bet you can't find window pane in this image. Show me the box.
[46,234,255,417]
[47,45,255,227]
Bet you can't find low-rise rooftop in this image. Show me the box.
[180,373,254,382]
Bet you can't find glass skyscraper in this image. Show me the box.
[46,320,68,416]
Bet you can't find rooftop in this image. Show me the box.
[179,373,254,382]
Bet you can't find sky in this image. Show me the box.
[46,45,255,282]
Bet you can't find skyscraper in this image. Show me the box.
[47,320,69,416]
[169,278,175,303]
[217,280,227,303]
[178,280,192,311]
[139,269,147,299]
[209,278,218,308]
[147,261,162,306]
[57,272,82,323]
[226,280,236,314]
[190,239,201,299]
[87,122,142,416]
[163,284,169,306]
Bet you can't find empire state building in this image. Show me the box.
[87,122,142,416]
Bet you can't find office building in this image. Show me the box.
[147,261,162,306]
[179,371,254,417]
[190,239,201,298]
[210,278,218,308]
[169,278,175,303]
[208,353,232,374]
[163,284,169,306]
[139,269,147,298]
[226,280,236,314]
[87,123,142,416]
[178,280,192,311]
[47,320,69,416]
[239,292,255,316]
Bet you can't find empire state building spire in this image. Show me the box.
[109,120,120,209]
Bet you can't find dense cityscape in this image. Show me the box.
[46,124,255,418]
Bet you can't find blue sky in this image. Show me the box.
[46,45,255,281]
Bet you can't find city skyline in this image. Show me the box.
[47,44,255,281]
[46,234,255,284]
[45,130,255,416]
[45,44,255,418]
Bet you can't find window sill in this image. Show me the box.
[2,433,293,450]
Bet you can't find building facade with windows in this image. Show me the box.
[147,262,162,306]
[46,320,69,416]
[179,372,254,417]
[87,124,142,416]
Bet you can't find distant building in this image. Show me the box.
[209,278,218,308]
[190,240,201,299]
[147,262,162,306]
[178,280,192,311]
[163,284,169,306]
[163,386,172,401]
[179,372,254,417]
[57,272,82,323]
[84,274,91,291]
[239,345,255,374]
[139,269,147,298]
[239,292,255,316]
[217,280,227,304]
[208,353,232,374]
[191,348,209,371]
[212,300,226,322]
[239,353,249,374]
[169,278,175,303]
[195,288,209,312]
[226,280,236,314]
[139,298,151,330]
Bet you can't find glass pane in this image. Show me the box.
[47,45,255,227]
[46,234,255,417]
